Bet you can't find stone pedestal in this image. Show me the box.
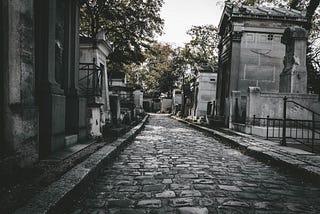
[279,27,308,94]
[231,91,241,123]
[78,97,88,141]
[39,94,66,158]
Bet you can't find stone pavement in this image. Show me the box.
[174,117,320,183]
[14,116,149,214]
[68,114,320,214]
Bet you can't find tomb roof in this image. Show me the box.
[218,3,307,34]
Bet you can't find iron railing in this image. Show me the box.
[248,97,320,152]
[79,59,103,97]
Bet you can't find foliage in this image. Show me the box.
[182,25,220,69]
[126,43,185,95]
[80,0,164,70]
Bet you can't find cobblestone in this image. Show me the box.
[69,114,320,213]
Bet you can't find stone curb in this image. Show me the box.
[172,116,320,183]
[14,115,149,214]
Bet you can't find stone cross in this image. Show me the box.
[279,27,308,94]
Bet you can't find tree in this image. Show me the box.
[126,43,185,95]
[80,0,164,71]
[182,25,220,69]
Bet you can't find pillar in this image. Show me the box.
[35,0,66,158]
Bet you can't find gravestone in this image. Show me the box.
[279,27,308,94]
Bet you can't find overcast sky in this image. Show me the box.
[157,0,224,47]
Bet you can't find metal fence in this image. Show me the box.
[79,59,103,97]
[247,97,320,153]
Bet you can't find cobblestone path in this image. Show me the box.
[70,114,320,214]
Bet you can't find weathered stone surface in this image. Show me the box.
[193,179,214,184]
[155,190,176,198]
[170,184,191,190]
[107,199,133,208]
[162,179,172,184]
[218,185,242,192]
[193,184,215,190]
[66,115,320,214]
[180,190,202,197]
[170,198,194,207]
[178,207,209,214]
[137,199,162,208]
[109,208,146,214]
[142,184,166,192]
[119,186,139,192]
[221,200,250,208]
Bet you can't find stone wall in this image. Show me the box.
[194,73,217,118]
[133,90,143,109]
[1,0,39,166]
[247,87,320,120]
[161,98,172,112]
[238,31,284,93]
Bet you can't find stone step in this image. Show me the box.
[65,134,78,147]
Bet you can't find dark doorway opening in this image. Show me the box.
[0,0,4,156]
[0,0,8,156]
[34,0,51,159]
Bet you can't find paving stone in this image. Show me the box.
[254,201,273,210]
[220,200,250,208]
[137,199,162,208]
[162,179,172,184]
[109,208,146,214]
[218,185,242,192]
[175,164,190,169]
[86,209,107,214]
[178,207,209,214]
[115,180,136,186]
[140,179,158,185]
[199,198,214,206]
[130,192,152,199]
[67,115,320,213]
[180,174,199,179]
[180,190,202,197]
[142,184,166,192]
[170,198,194,207]
[193,179,214,184]
[155,190,176,198]
[135,176,154,180]
[85,199,106,208]
[170,184,191,190]
[69,209,83,214]
[119,186,139,192]
[285,203,312,212]
[107,199,133,208]
[193,184,215,190]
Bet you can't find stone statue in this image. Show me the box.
[55,0,65,86]
[279,27,307,94]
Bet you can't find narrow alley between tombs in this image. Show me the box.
[67,114,320,214]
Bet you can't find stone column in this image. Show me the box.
[65,0,82,139]
[36,0,67,158]
[279,27,308,94]
[229,30,242,94]
[226,30,242,126]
